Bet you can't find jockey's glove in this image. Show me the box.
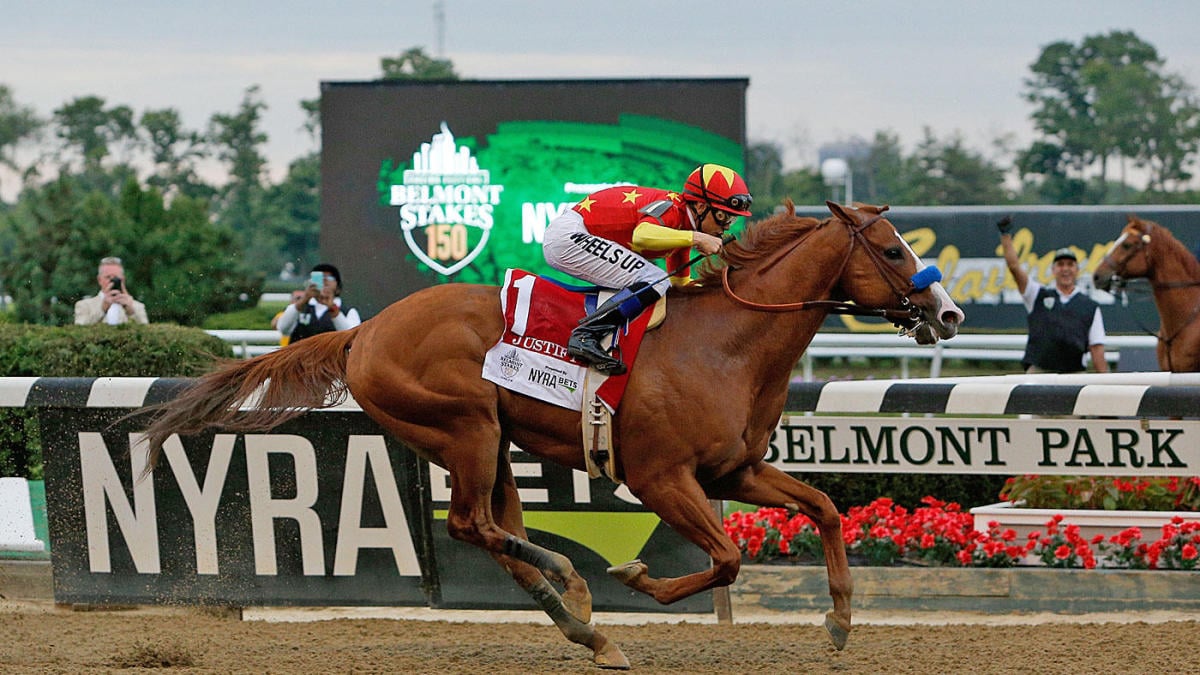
[995,216,1013,235]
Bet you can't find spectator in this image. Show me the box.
[998,217,1107,373]
[271,289,307,346]
[274,263,361,343]
[74,256,149,325]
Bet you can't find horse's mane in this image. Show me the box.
[693,200,825,287]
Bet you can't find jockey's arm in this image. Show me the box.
[630,221,694,252]
[632,223,699,286]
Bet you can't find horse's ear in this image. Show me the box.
[1127,213,1140,225]
[826,200,852,222]
[784,198,796,216]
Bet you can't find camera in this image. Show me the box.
[309,271,325,287]
[108,276,122,292]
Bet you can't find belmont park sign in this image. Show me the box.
[768,416,1195,475]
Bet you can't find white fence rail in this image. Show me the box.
[800,333,1159,380]
[204,329,282,358]
[206,329,1161,379]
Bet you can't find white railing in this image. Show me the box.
[205,328,1162,378]
[799,333,1160,380]
[205,329,282,358]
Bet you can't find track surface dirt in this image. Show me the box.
[1,601,1197,674]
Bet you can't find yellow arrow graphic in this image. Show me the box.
[433,510,661,565]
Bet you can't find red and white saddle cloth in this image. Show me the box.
[482,269,653,412]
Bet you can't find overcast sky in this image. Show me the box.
[4,0,1200,190]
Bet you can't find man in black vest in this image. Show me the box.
[999,217,1108,373]
[274,263,362,343]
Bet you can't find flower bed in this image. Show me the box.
[1000,475,1200,511]
[723,497,1200,571]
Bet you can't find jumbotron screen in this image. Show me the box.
[320,78,748,317]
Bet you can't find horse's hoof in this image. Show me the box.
[606,559,647,586]
[593,637,631,670]
[824,611,851,651]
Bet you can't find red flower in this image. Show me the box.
[1183,544,1198,561]
[1054,545,1071,560]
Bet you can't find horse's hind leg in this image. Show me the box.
[708,462,853,650]
[441,443,594,625]
[488,459,629,669]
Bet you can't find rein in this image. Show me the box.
[719,213,923,328]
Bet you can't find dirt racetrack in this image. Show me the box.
[1,601,1198,674]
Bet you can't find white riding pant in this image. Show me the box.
[543,209,670,295]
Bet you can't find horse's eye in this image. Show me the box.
[884,247,904,260]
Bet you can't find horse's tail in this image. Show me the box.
[140,326,360,471]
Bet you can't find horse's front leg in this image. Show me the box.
[708,461,853,650]
[606,469,743,604]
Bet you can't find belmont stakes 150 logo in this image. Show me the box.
[388,123,504,275]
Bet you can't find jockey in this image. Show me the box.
[542,163,753,375]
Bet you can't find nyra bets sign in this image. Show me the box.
[388,123,503,275]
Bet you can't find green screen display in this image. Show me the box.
[321,78,748,317]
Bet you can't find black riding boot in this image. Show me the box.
[567,282,661,375]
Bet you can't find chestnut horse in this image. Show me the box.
[1094,215,1200,371]
[140,201,963,669]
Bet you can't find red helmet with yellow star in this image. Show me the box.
[682,163,753,217]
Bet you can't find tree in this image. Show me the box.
[905,128,1008,205]
[0,85,42,195]
[208,86,272,272]
[1022,30,1200,202]
[380,47,459,80]
[1,177,116,324]
[140,108,213,201]
[52,96,137,182]
[744,140,825,212]
[117,181,260,325]
[858,131,914,204]
[260,152,321,272]
[0,176,257,325]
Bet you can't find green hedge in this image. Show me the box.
[789,472,1009,511]
[0,324,233,479]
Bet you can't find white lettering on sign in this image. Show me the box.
[80,432,159,573]
[520,201,571,244]
[159,433,235,575]
[245,435,324,575]
[77,433,421,579]
[333,435,420,576]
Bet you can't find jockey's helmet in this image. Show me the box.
[682,163,753,217]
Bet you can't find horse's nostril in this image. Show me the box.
[941,311,962,326]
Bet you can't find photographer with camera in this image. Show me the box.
[274,263,360,343]
[74,256,149,325]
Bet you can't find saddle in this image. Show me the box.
[480,270,668,484]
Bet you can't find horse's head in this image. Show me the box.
[824,201,964,343]
[1094,215,1155,292]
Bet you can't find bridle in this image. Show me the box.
[1102,222,1200,370]
[719,212,931,333]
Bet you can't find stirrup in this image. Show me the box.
[568,337,627,375]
